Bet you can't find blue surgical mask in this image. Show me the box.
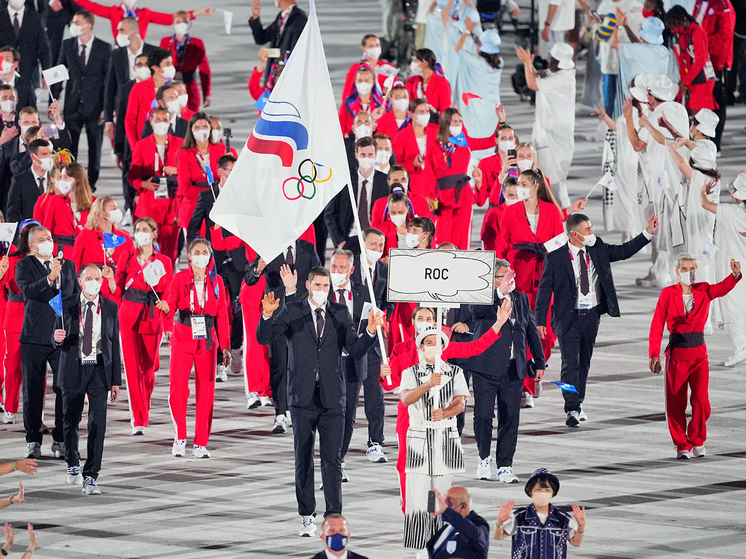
[326,534,348,552]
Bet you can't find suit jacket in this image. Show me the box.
[2,75,36,110]
[535,234,650,337]
[6,166,44,221]
[187,182,220,244]
[0,6,51,83]
[324,170,389,247]
[257,299,377,409]
[57,294,122,391]
[427,509,490,559]
[15,255,79,345]
[309,551,368,559]
[104,41,155,122]
[465,289,545,379]
[249,4,307,82]
[245,239,320,301]
[141,115,188,139]
[52,36,111,120]
[113,78,135,155]
[350,257,392,317]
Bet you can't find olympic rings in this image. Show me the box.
[282,158,333,201]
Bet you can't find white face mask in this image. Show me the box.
[517,159,533,172]
[123,0,137,8]
[8,0,25,9]
[35,157,52,172]
[69,24,84,38]
[499,140,516,152]
[414,321,432,334]
[409,60,423,76]
[330,272,348,288]
[0,99,15,113]
[357,156,375,170]
[355,124,372,138]
[449,125,463,137]
[35,240,54,257]
[178,93,189,108]
[355,82,373,96]
[578,232,596,247]
[392,98,408,112]
[193,129,210,143]
[166,99,180,114]
[679,271,695,286]
[414,114,430,127]
[135,66,151,81]
[152,121,170,136]
[83,280,101,297]
[161,65,176,80]
[405,232,422,248]
[174,23,189,36]
[504,197,521,206]
[516,186,532,201]
[1,60,14,74]
[366,46,382,60]
[366,248,383,263]
[116,32,132,47]
[191,254,210,269]
[531,492,553,508]
[134,231,152,246]
[211,129,222,142]
[107,208,123,224]
[57,179,74,195]
[375,150,391,166]
[311,289,328,306]
[422,345,440,362]
[390,213,407,227]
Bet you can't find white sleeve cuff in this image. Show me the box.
[642,229,653,240]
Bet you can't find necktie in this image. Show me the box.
[79,44,87,69]
[13,13,19,38]
[337,289,345,304]
[579,249,590,296]
[38,177,45,195]
[314,307,324,339]
[83,301,94,356]
[285,245,294,269]
[358,179,370,230]
[44,260,51,275]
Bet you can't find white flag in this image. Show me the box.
[544,232,569,253]
[0,222,17,243]
[210,0,350,262]
[598,170,617,192]
[42,65,69,86]
[220,9,233,35]
[143,259,167,287]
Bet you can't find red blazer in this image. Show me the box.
[125,78,157,150]
[130,134,184,224]
[370,191,433,228]
[175,144,223,227]
[1,253,24,331]
[160,35,211,98]
[181,108,195,121]
[165,266,230,353]
[72,226,134,270]
[376,219,401,257]
[496,199,564,294]
[338,95,385,136]
[675,24,712,87]
[73,0,196,39]
[694,0,736,70]
[650,274,740,360]
[481,203,505,251]
[405,73,452,114]
[475,152,502,207]
[248,67,267,100]
[342,59,397,101]
[392,122,439,198]
[33,193,94,258]
[374,110,405,140]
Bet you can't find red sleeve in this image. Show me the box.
[481,207,499,251]
[495,205,513,259]
[474,158,493,207]
[705,272,740,300]
[198,47,211,98]
[393,131,413,175]
[125,85,142,150]
[71,231,86,271]
[422,143,439,199]
[109,249,133,302]
[216,276,231,349]
[465,127,499,152]
[73,0,113,19]
[143,7,176,26]
[649,289,669,358]
[703,12,729,68]
[248,68,265,100]
[432,76,452,113]
[382,342,415,391]
[339,103,353,136]
[129,140,149,191]
[681,27,710,85]
[342,63,359,102]
[444,328,500,359]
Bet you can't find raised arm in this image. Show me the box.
[667,137,692,181]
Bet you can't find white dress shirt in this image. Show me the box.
[36,255,59,289]
[334,283,354,318]
[78,36,95,66]
[308,298,327,337]
[79,294,102,362]
[350,170,374,236]
[32,167,47,193]
[0,74,16,87]
[568,242,599,309]
[324,549,347,559]
[278,3,294,35]
[496,288,516,359]
[127,42,144,80]
[7,5,24,29]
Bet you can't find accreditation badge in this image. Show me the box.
[191,315,207,339]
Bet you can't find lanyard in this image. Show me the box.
[155,140,168,175]
[65,196,83,232]
[441,142,455,168]
[195,150,210,178]
[124,254,156,290]
[189,278,209,313]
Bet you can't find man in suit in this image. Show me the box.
[427,487,490,559]
[325,137,388,253]
[6,138,50,221]
[310,514,369,559]
[461,259,544,484]
[51,10,111,188]
[0,0,51,87]
[56,263,121,495]
[249,0,307,84]
[15,226,79,459]
[0,45,36,110]
[258,267,382,537]
[139,82,188,139]
[536,213,659,427]
[245,237,320,432]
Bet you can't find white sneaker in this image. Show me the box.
[230,349,243,373]
[121,208,132,227]
[578,407,588,422]
[298,515,317,537]
[286,410,292,427]
[566,411,580,428]
[131,426,145,436]
[172,439,187,457]
[51,441,66,459]
[366,443,387,463]
[496,466,520,484]
[3,411,15,424]
[82,476,101,495]
[192,445,211,458]
[693,445,706,458]
[67,464,83,485]
[341,462,349,482]
[521,393,534,409]
[724,347,746,367]
[677,449,692,460]
[26,442,41,459]
[216,365,228,382]
[246,393,261,409]
[272,415,288,434]
[476,456,492,480]
[260,396,273,407]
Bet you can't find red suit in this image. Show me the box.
[0,253,22,413]
[73,0,197,39]
[33,193,94,258]
[175,144,223,228]
[481,203,506,251]
[129,134,184,265]
[342,59,397,101]
[338,94,385,136]
[474,152,503,207]
[107,250,173,429]
[125,78,158,151]
[160,35,211,111]
[374,110,405,140]
[674,23,716,110]
[649,274,740,451]
[693,0,736,71]
[248,67,268,101]
[370,192,433,229]
[165,267,230,446]
[71,227,134,273]
[392,122,438,198]
[405,73,452,114]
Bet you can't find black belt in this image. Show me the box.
[5,288,22,303]
[56,235,75,247]
[512,242,547,256]
[181,70,196,83]
[436,174,471,204]
[175,310,217,350]
[669,332,705,349]
[577,307,598,316]
[123,288,160,320]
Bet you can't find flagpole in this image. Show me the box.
[345,181,391,386]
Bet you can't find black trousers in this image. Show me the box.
[217,264,244,350]
[268,337,288,416]
[290,388,344,517]
[472,363,523,467]
[120,141,135,213]
[68,117,104,187]
[713,70,727,149]
[557,309,600,413]
[340,352,384,460]
[21,343,63,444]
[62,362,109,480]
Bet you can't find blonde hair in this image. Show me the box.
[85,196,116,231]
[60,162,93,212]
[516,142,536,166]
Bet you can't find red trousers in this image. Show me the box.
[121,328,160,428]
[434,205,473,250]
[169,345,216,446]
[241,297,271,397]
[665,354,711,451]
[158,224,180,268]
[2,331,21,413]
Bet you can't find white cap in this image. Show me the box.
[415,327,450,349]
[647,74,677,102]
[731,172,746,201]
[694,108,719,138]
[690,140,717,171]
[550,43,575,70]
[630,73,652,103]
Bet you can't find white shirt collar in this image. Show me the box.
[1,73,15,86]
[308,297,327,315]
[81,293,100,307]
[324,549,347,559]
[32,167,47,180]
[7,5,24,19]
[78,35,95,48]
[568,242,584,257]
[280,3,295,17]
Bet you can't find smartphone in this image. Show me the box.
[266,48,282,58]
[43,125,58,139]
[427,490,436,513]
[508,148,517,166]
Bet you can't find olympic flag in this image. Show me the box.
[210,0,350,261]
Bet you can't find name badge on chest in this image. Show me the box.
[191,315,207,339]
[577,291,594,310]
[82,356,97,365]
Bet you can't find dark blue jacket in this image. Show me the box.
[427,508,490,559]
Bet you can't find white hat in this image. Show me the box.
[690,140,717,171]
[416,327,450,349]
[630,73,652,103]
[694,108,719,138]
[550,43,575,70]
[648,74,677,102]
[731,172,746,201]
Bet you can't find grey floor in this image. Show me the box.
[2,0,746,557]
